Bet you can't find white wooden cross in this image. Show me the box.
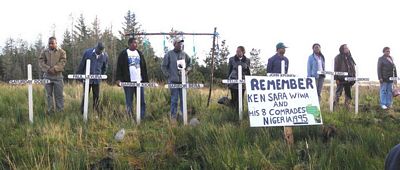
[165,59,204,125]
[344,66,369,114]
[119,82,158,124]
[318,60,348,112]
[67,59,107,122]
[222,65,245,120]
[9,64,50,123]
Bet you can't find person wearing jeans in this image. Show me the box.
[116,37,148,120]
[123,86,146,119]
[169,81,183,118]
[161,38,191,121]
[378,47,397,110]
[307,43,326,101]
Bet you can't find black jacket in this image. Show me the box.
[116,48,148,83]
[228,55,251,89]
[334,54,356,82]
[378,56,397,82]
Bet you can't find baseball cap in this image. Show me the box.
[96,42,105,50]
[173,38,184,45]
[276,42,288,49]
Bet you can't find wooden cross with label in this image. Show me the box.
[9,64,50,123]
[68,59,107,122]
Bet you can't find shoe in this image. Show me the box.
[381,105,388,110]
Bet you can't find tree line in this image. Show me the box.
[0,10,265,85]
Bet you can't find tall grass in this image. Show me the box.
[0,83,399,169]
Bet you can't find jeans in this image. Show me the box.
[123,87,146,119]
[45,79,64,112]
[380,82,393,107]
[335,82,353,103]
[80,84,100,114]
[170,87,183,119]
[316,76,325,101]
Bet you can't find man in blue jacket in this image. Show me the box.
[267,42,289,74]
[77,42,108,115]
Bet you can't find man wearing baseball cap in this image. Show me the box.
[267,42,289,74]
[161,37,191,123]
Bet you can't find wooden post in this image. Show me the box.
[136,82,141,124]
[207,27,217,107]
[318,62,348,112]
[165,81,204,125]
[83,60,91,122]
[238,65,243,120]
[222,70,245,121]
[281,60,294,145]
[67,59,107,122]
[345,66,369,114]
[27,64,33,123]
[120,82,159,124]
[8,64,50,124]
[182,67,188,125]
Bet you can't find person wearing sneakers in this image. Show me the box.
[378,47,397,110]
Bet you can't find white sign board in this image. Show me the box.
[245,76,323,127]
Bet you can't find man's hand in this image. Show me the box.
[47,68,56,75]
[379,79,383,84]
[116,80,121,87]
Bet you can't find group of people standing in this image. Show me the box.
[36,35,397,123]
[227,42,397,111]
[38,36,190,123]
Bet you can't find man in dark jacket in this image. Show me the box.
[228,46,250,110]
[116,37,149,119]
[385,143,400,170]
[267,42,289,74]
[77,42,108,114]
[334,44,356,108]
[377,47,397,110]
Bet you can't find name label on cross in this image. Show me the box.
[120,82,159,87]
[222,79,245,84]
[345,77,370,81]
[317,71,348,76]
[390,77,400,81]
[9,79,51,85]
[266,73,296,77]
[67,74,108,79]
[165,84,204,89]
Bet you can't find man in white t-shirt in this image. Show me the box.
[116,37,148,120]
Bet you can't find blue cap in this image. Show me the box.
[276,42,288,49]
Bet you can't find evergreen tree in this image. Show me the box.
[74,14,91,42]
[61,29,75,77]
[249,48,266,75]
[91,16,101,42]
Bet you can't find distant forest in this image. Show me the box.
[0,10,265,85]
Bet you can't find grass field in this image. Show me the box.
[0,83,400,169]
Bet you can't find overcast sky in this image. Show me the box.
[1,0,399,80]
